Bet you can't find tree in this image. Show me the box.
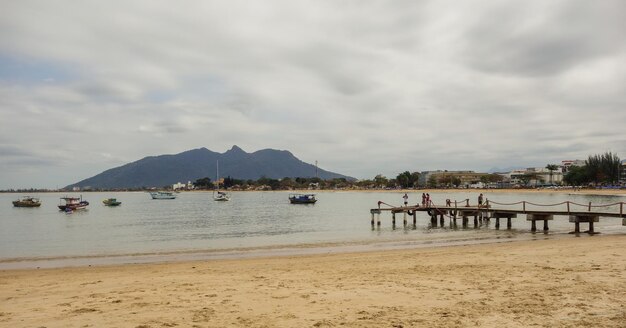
[194,177,212,189]
[373,174,388,188]
[396,171,412,188]
[587,152,621,185]
[427,175,438,188]
[564,166,589,186]
[410,172,420,187]
[545,164,559,185]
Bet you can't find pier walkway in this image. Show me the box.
[370,199,626,234]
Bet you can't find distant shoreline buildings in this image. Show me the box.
[3,158,625,192]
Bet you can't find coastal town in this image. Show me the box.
[174,157,626,191]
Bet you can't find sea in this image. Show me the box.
[1,191,624,269]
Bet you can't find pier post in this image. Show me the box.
[413,211,416,226]
[377,213,381,227]
[462,216,468,228]
[392,212,396,228]
[507,217,512,229]
[495,217,500,229]
[439,214,444,227]
[403,212,407,227]
[474,215,478,227]
[569,215,599,234]
[371,212,375,227]
[527,214,553,233]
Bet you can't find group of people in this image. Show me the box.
[402,192,432,207]
[402,192,484,207]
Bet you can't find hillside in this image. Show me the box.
[66,146,353,189]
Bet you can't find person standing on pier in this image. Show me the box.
[426,193,431,206]
[478,193,484,207]
[421,193,426,207]
[403,193,408,207]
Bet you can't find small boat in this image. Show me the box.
[149,191,177,199]
[12,196,42,207]
[213,191,230,202]
[213,160,231,201]
[289,193,317,204]
[102,198,122,206]
[58,196,89,211]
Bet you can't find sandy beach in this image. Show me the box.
[1,235,624,327]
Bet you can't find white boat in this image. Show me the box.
[213,160,231,201]
[149,191,177,199]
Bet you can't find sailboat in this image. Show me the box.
[213,160,231,201]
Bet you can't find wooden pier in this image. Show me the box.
[370,199,626,234]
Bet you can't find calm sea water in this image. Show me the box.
[1,191,624,268]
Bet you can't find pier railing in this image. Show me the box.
[370,198,626,233]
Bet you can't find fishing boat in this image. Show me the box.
[102,198,122,206]
[213,160,231,201]
[12,196,42,207]
[148,191,177,199]
[289,193,317,204]
[58,196,89,211]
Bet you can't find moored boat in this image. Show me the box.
[102,198,122,206]
[58,196,89,211]
[213,191,230,201]
[289,193,317,204]
[12,196,42,207]
[212,160,231,201]
[149,191,177,199]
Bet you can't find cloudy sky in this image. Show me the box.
[1,0,624,189]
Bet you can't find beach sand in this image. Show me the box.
[1,236,624,327]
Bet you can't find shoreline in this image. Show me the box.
[0,229,619,270]
[3,188,625,196]
[1,235,624,327]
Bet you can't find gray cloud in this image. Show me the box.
[0,0,624,188]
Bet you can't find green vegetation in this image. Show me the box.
[564,152,621,186]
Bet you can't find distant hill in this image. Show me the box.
[66,146,354,189]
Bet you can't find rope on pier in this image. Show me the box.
[524,201,569,207]
[488,200,624,209]
[488,200,525,206]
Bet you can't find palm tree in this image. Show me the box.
[545,164,559,185]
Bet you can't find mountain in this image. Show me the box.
[66,146,354,189]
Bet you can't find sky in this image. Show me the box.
[0,0,625,189]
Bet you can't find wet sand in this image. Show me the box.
[1,235,624,327]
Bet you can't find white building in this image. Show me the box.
[507,167,563,186]
[173,181,194,190]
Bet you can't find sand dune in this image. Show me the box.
[1,235,624,327]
